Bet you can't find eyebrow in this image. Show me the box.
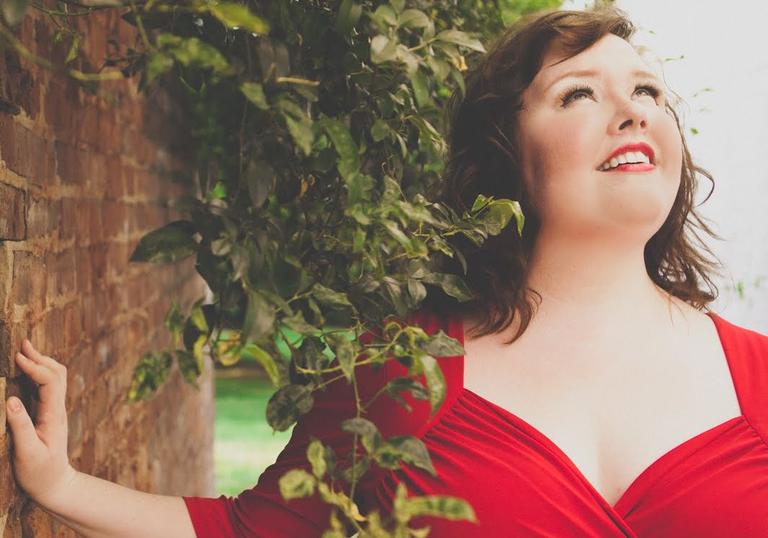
[544,69,662,93]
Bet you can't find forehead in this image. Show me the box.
[532,34,658,92]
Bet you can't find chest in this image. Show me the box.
[462,314,742,506]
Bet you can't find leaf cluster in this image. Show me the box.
[5,0,559,535]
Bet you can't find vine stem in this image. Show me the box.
[0,20,123,81]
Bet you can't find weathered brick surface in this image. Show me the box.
[0,8,213,537]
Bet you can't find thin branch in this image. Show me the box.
[0,21,123,82]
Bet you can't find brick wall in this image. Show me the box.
[0,9,214,537]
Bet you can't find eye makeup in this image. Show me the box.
[558,81,664,108]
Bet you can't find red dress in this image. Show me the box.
[184,310,768,537]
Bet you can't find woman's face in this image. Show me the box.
[517,34,683,244]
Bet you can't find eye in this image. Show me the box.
[559,84,594,107]
[635,83,662,102]
[559,82,664,108]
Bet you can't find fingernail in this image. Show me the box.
[8,398,21,413]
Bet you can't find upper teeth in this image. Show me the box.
[599,151,651,170]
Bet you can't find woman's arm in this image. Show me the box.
[4,340,196,538]
[42,472,195,538]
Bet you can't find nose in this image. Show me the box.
[611,99,649,134]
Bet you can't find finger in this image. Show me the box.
[21,340,64,372]
[14,354,66,425]
[14,353,59,386]
[5,398,47,458]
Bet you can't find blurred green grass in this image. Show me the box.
[213,327,354,495]
[214,374,293,496]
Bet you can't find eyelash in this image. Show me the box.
[559,83,663,107]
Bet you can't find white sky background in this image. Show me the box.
[560,0,768,331]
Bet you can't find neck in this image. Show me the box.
[524,227,679,337]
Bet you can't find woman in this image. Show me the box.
[6,6,768,537]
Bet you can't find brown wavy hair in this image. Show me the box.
[425,5,724,342]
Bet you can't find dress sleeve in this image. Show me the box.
[183,357,365,538]
[182,309,462,537]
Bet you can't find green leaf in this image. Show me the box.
[415,353,445,415]
[370,35,398,64]
[406,278,427,305]
[267,384,315,431]
[478,199,524,236]
[370,119,390,142]
[1,0,29,26]
[176,349,203,386]
[434,29,486,53]
[145,53,174,84]
[376,435,436,476]
[208,3,270,35]
[335,0,362,35]
[278,469,316,500]
[318,119,360,180]
[410,69,433,109]
[311,283,352,308]
[345,173,375,206]
[242,343,280,386]
[382,219,411,249]
[164,302,185,339]
[389,0,405,13]
[212,329,240,366]
[284,115,314,156]
[65,34,81,65]
[156,34,234,75]
[422,272,473,302]
[398,9,430,29]
[425,56,451,83]
[422,330,464,357]
[327,334,356,381]
[340,457,370,485]
[373,4,397,26]
[129,221,197,264]
[382,377,428,411]
[404,495,477,522]
[240,82,269,110]
[341,417,382,454]
[128,352,173,401]
[281,310,318,334]
[307,439,327,479]
[243,291,276,342]
[242,159,276,208]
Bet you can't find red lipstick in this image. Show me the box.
[598,142,656,171]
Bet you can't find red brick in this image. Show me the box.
[0,44,40,119]
[62,302,82,348]
[44,249,76,298]
[89,243,108,289]
[55,140,88,185]
[0,183,26,240]
[26,195,60,238]
[0,125,55,186]
[104,155,125,199]
[43,77,80,138]
[102,200,128,239]
[12,251,46,310]
[20,503,54,537]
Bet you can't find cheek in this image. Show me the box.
[520,113,595,192]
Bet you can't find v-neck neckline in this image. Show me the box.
[456,310,747,515]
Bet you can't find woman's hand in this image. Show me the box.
[5,340,78,506]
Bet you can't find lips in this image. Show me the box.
[597,142,656,171]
